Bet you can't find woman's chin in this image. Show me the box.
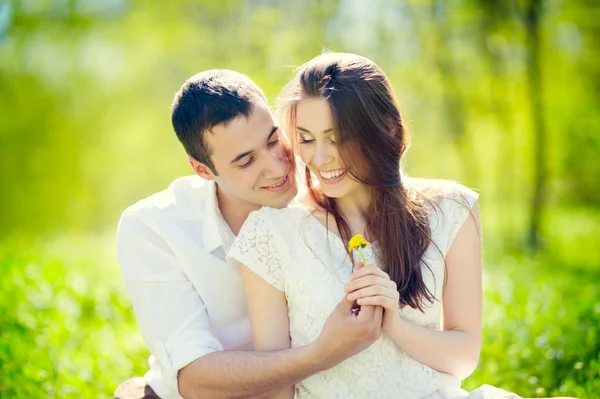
[321,186,348,199]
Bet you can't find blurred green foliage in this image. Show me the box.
[0,235,147,398]
[1,0,598,397]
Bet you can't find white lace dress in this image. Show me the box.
[228,180,520,399]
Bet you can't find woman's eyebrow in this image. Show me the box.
[296,126,333,134]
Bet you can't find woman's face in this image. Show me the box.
[295,97,364,199]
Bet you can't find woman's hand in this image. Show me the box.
[344,263,400,334]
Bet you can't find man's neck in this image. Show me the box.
[216,185,261,236]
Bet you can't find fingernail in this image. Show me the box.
[347,294,355,300]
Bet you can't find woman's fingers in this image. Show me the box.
[347,285,397,302]
[346,264,399,312]
[344,275,393,293]
[356,295,398,310]
[345,271,397,293]
[350,264,389,280]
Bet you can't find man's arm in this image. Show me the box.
[118,210,382,399]
[179,298,382,399]
[117,211,226,395]
[179,344,322,399]
[179,270,383,399]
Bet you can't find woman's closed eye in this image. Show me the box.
[299,134,315,144]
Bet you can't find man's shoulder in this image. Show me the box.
[121,175,210,223]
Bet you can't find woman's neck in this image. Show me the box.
[334,185,372,234]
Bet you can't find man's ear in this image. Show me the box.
[189,156,216,181]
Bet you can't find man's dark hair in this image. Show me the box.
[171,69,267,174]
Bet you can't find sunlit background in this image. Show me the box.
[1,0,599,397]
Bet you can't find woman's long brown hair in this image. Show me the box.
[278,53,434,311]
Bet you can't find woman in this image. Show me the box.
[228,53,570,399]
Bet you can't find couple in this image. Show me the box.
[117,53,569,399]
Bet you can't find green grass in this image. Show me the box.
[1,214,598,398]
[0,234,148,398]
[464,254,600,398]
[463,207,600,398]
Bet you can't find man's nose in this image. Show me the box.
[263,148,287,178]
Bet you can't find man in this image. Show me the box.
[116,69,382,399]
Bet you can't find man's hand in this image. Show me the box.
[314,294,383,370]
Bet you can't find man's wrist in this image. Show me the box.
[301,340,336,372]
[304,337,351,373]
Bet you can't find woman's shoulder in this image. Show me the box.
[232,205,307,259]
[246,203,309,226]
[406,177,480,254]
[404,177,479,206]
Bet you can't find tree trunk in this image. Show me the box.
[524,0,547,251]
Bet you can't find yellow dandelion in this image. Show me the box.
[348,234,370,266]
[348,234,369,251]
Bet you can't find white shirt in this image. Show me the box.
[117,175,251,399]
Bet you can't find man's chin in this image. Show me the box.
[263,185,298,209]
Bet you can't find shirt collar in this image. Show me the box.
[203,180,227,254]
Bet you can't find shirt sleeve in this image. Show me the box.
[117,210,223,395]
[227,208,286,292]
[442,182,480,254]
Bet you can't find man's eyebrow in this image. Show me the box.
[296,126,333,134]
[267,125,279,140]
[229,150,253,165]
[229,125,279,164]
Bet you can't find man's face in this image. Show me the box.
[201,100,297,209]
